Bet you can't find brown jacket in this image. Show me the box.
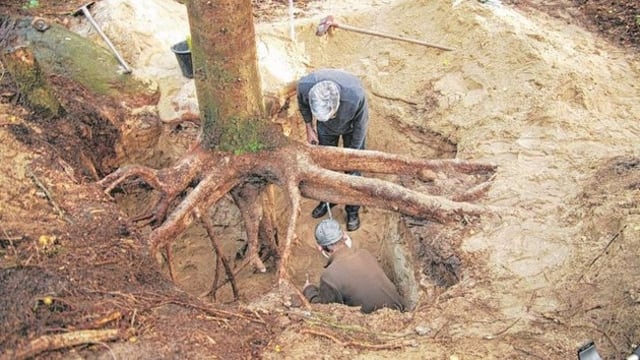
[303,247,404,314]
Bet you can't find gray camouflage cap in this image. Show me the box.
[314,218,343,247]
[309,80,340,122]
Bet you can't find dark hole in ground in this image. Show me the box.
[404,218,465,290]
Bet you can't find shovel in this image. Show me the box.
[316,15,454,51]
[72,1,132,73]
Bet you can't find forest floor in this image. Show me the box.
[0,0,639,359]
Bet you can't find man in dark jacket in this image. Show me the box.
[302,219,404,314]
[297,69,369,231]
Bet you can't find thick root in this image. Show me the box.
[1,329,123,360]
[310,146,496,177]
[231,183,268,273]
[276,179,302,282]
[100,140,498,296]
[98,146,212,225]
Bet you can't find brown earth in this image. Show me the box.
[2,0,639,49]
[1,0,639,359]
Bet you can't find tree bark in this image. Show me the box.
[2,45,63,118]
[186,0,267,152]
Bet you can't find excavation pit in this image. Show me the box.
[109,119,471,314]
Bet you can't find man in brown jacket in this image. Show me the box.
[302,219,404,314]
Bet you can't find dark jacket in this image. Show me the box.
[297,69,369,150]
[303,247,404,314]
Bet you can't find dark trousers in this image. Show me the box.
[317,127,365,215]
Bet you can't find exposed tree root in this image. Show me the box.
[98,144,212,226]
[196,208,239,300]
[26,165,71,223]
[277,176,303,281]
[164,299,267,325]
[300,328,405,350]
[231,183,269,273]
[0,329,123,360]
[164,242,176,281]
[309,146,497,176]
[99,137,497,291]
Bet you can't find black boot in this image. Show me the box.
[346,212,360,231]
[311,202,335,218]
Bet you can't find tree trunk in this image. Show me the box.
[183,0,284,276]
[186,0,270,152]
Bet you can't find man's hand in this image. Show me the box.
[305,123,319,145]
[307,131,319,145]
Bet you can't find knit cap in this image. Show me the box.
[314,219,343,247]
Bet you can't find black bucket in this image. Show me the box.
[171,40,193,79]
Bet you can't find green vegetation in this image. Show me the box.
[219,116,266,155]
[22,0,39,9]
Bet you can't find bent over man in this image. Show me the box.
[303,219,404,314]
[297,69,369,231]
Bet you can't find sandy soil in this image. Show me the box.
[1,0,639,359]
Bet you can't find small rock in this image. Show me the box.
[276,315,291,328]
[415,325,431,336]
[288,294,302,308]
[417,169,437,182]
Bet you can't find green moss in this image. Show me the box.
[22,0,39,9]
[30,87,62,115]
[219,116,266,155]
[3,45,62,118]
[22,21,154,99]
[200,105,268,154]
